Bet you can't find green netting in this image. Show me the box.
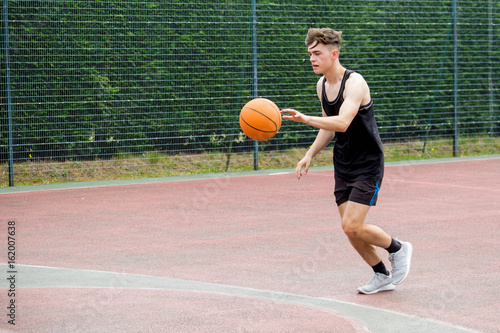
[1,0,499,186]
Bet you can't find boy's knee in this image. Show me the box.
[342,220,361,240]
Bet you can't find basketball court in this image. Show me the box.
[1,156,499,332]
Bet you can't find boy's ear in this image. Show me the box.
[331,49,339,60]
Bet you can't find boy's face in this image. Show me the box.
[307,41,338,74]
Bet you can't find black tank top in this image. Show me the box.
[321,70,384,181]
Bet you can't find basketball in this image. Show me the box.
[239,98,282,141]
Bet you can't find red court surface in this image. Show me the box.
[1,156,499,332]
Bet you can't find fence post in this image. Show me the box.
[251,0,259,170]
[488,0,495,137]
[2,0,14,186]
[452,0,458,157]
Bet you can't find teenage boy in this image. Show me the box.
[281,28,412,294]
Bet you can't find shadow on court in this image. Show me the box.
[1,156,499,332]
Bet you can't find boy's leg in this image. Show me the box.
[338,201,397,294]
[338,201,412,290]
[338,201,392,266]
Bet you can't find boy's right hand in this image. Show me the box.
[296,154,312,180]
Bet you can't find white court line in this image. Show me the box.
[0,263,478,333]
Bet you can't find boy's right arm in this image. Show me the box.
[296,129,334,179]
[295,76,334,179]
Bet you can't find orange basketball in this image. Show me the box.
[239,98,282,141]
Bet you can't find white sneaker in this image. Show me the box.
[357,272,395,294]
[389,240,413,285]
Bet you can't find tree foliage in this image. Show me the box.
[1,0,498,161]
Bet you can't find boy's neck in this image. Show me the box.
[323,63,346,84]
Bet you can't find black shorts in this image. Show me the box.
[334,175,382,207]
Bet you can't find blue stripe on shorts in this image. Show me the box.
[369,180,381,206]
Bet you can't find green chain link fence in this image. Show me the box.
[1,0,499,186]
